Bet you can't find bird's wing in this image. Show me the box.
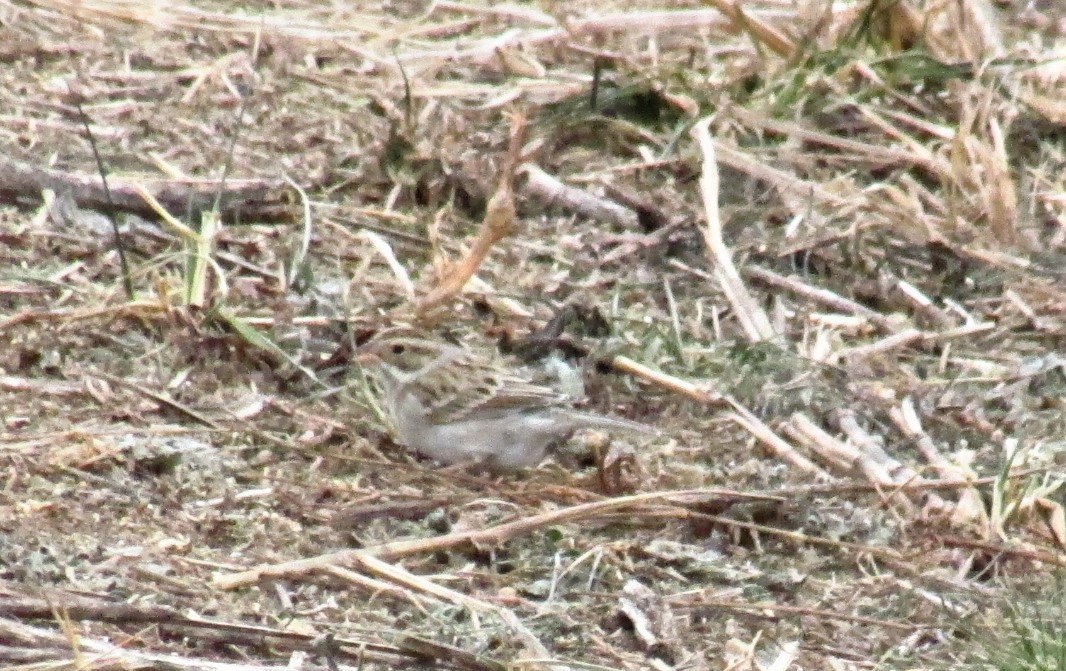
[421,358,565,424]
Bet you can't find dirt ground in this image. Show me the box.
[1,1,1065,669]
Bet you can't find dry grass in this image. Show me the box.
[1,0,1065,669]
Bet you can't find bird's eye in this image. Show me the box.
[390,343,406,355]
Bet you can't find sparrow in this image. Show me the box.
[355,333,655,470]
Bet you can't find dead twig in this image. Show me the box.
[940,536,1066,567]
[726,396,829,478]
[610,354,721,403]
[0,613,405,669]
[416,112,525,314]
[520,163,640,229]
[0,154,292,222]
[691,118,776,343]
[215,487,770,589]
[673,595,927,632]
[745,266,900,333]
[99,373,223,429]
[398,636,508,671]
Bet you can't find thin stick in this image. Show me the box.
[691,118,776,342]
[610,354,720,403]
[73,95,134,300]
[745,266,898,332]
[417,112,525,314]
[520,164,639,229]
[214,471,1045,592]
[0,154,289,222]
[725,397,827,477]
[215,487,770,589]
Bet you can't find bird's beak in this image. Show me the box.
[354,350,379,365]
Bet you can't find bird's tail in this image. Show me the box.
[559,410,658,435]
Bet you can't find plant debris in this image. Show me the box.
[1,1,1064,669]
